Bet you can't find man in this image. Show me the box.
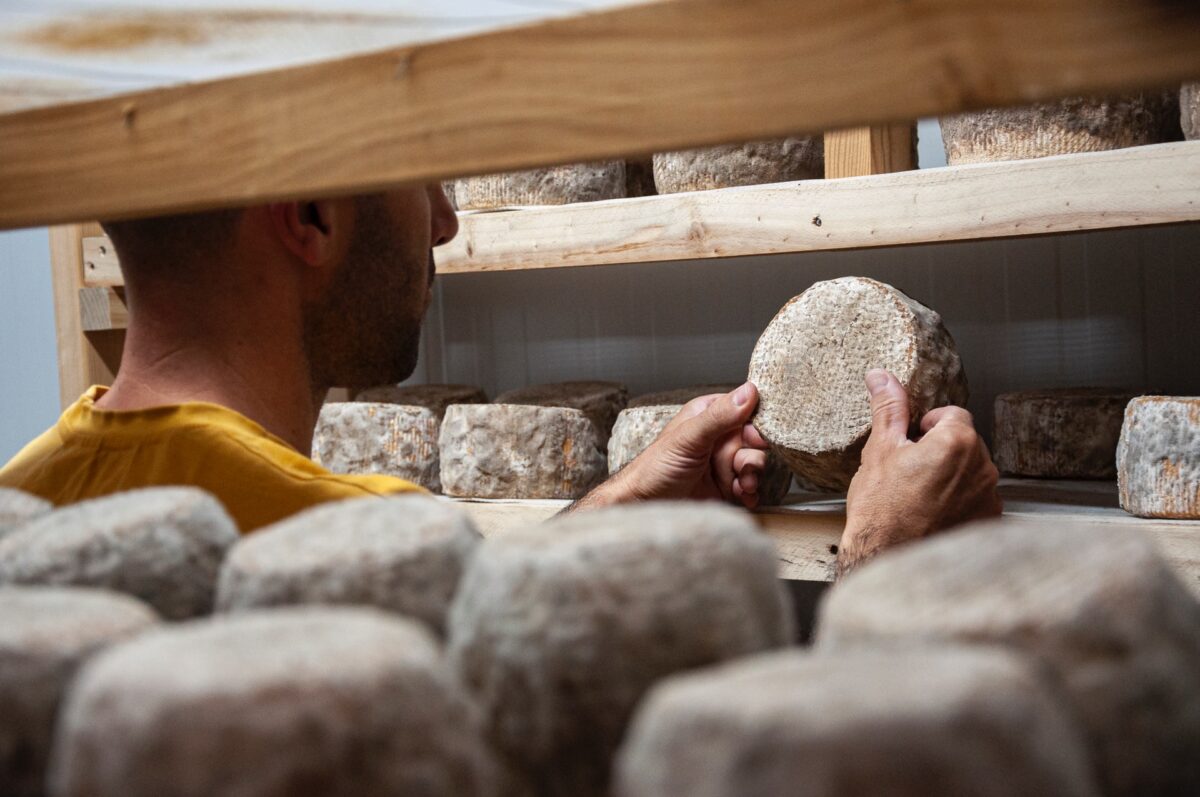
[0,185,1000,572]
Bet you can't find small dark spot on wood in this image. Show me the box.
[85,262,94,270]
[121,103,136,129]
[828,544,839,555]
[811,215,822,227]
[99,245,107,254]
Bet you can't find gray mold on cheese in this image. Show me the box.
[439,404,606,499]
[940,92,1181,165]
[1117,396,1200,519]
[447,502,793,797]
[816,519,1200,797]
[49,607,505,797]
[0,487,51,541]
[614,646,1098,797]
[216,496,481,635]
[351,383,487,417]
[494,380,629,449]
[0,487,238,620]
[653,137,823,194]
[1183,83,1200,141]
[748,277,967,491]
[0,587,158,797]
[453,162,626,210]
[313,401,442,491]
[993,388,1136,479]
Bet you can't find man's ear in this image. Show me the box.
[267,199,344,266]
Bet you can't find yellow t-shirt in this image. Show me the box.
[0,386,423,533]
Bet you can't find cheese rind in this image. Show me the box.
[0,487,50,541]
[0,487,238,620]
[0,587,158,797]
[614,647,1096,797]
[993,388,1136,479]
[313,402,442,491]
[1182,83,1200,141]
[439,404,606,499]
[748,277,968,491]
[216,496,481,636]
[940,92,1180,165]
[351,384,487,417]
[494,380,629,449]
[816,519,1200,797]
[653,137,823,193]
[1117,396,1200,519]
[453,162,625,210]
[447,503,793,797]
[49,608,504,797]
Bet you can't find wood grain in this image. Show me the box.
[79,285,128,332]
[824,124,916,179]
[79,141,1200,292]
[48,225,118,407]
[3,0,1200,229]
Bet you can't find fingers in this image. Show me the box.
[711,430,744,502]
[663,394,720,434]
[742,423,769,449]
[864,369,911,449]
[919,405,973,434]
[672,382,758,455]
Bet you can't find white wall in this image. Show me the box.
[0,228,60,462]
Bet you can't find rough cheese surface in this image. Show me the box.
[0,487,50,541]
[0,587,158,797]
[447,503,793,797]
[313,401,442,491]
[653,137,823,193]
[453,162,626,210]
[494,380,629,449]
[940,92,1180,165]
[216,496,481,635]
[439,404,606,499]
[1117,396,1200,519]
[748,277,968,491]
[816,519,1200,797]
[0,488,238,620]
[351,383,487,417]
[993,388,1136,479]
[614,647,1097,797]
[49,607,504,797]
[1184,83,1200,141]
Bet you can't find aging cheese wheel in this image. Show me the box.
[0,487,50,540]
[1182,84,1199,141]
[453,161,626,210]
[816,519,1200,797]
[448,503,792,797]
[217,496,481,636]
[628,384,739,408]
[313,402,442,491]
[748,277,968,491]
[653,137,823,193]
[441,180,458,210]
[940,92,1180,165]
[50,608,504,797]
[608,405,793,504]
[439,404,606,499]
[0,488,238,620]
[351,383,487,416]
[0,587,158,797]
[1117,396,1200,519]
[614,647,1096,797]
[993,388,1137,479]
[494,380,629,449]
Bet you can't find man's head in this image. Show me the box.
[103,184,458,391]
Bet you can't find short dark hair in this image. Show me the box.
[101,208,244,281]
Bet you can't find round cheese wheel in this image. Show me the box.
[453,162,625,210]
[653,137,823,193]
[1117,396,1200,519]
[992,388,1136,479]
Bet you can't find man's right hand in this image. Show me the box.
[837,369,1001,577]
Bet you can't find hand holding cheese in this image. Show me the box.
[838,370,1002,576]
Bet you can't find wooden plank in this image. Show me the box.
[79,286,128,332]
[824,123,916,179]
[48,225,117,407]
[78,142,1200,292]
[3,0,1200,230]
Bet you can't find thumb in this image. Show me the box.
[865,369,910,445]
[672,382,757,454]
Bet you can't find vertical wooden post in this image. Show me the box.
[824,123,917,178]
[48,223,120,408]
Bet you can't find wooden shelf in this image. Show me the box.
[448,479,1200,596]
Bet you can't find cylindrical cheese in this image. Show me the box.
[351,383,487,417]
[0,487,50,541]
[992,388,1137,479]
[653,137,823,194]
[313,402,442,491]
[494,380,629,449]
[748,277,968,491]
[940,92,1180,165]
[1117,396,1200,519]
[1182,83,1199,141]
[453,162,626,210]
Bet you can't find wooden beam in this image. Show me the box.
[824,123,916,179]
[47,225,117,407]
[79,286,128,332]
[3,0,1200,230]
